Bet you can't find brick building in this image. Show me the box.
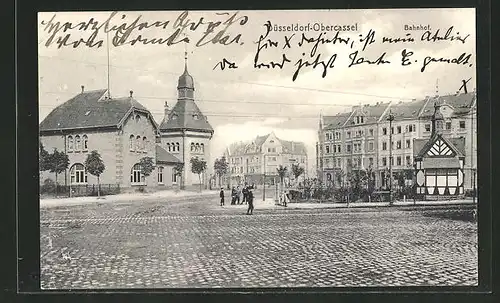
[39,57,213,190]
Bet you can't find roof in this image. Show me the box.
[380,98,429,121]
[177,63,195,90]
[156,145,182,164]
[419,92,476,118]
[323,113,351,129]
[227,133,308,156]
[414,134,465,158]
[422,157,460,168]
[159,99,214,133]
[39,89,153,132]
[355,102,391,124]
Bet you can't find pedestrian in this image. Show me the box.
[231,186,237,205]
[219,187,225,206]
[236,185,241,204]
[246,188,254,215]
[242,186,248,204]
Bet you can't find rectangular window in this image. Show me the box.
[382,142,387,150]
[446,122,452,130]
[406,140,411,148]
[346,144,352,152]
[459,121,466,129]
[346,131,351,138]
[397,140,402,149]
[382,128,387,135]
[325,145,330,154]
[406,156,411,166]
[369,129,374,137]
[369,157,373,166]
[397,156,402,166]
[158,167,164,184]
[391,157,394,165]
[382,157,387,166]
[335,132,340,140]
[338,145,341,153]
[397,126,401,134]
[368,142,374,151]
[413,124,416,132]
[425,124,431,132]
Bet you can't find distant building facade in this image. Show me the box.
[39,57,214,191]
[224,132,308,187]
[316,92,477,190]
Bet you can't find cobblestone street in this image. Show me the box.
[40,194,478,289]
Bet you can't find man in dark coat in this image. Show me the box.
[246,188,254,215]
[242,186,248,204]
[231,186,237,205]
[219,187,225,206]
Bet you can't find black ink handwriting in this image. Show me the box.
[458,78,472,94]
[359,29,376,51]
[421,26,470,44]
[213,58,239,70]
[348,51,390,68]
[382,33,415,44]
[401,49,414,66]
[420,53,473,72]
[283,34,295,49]
[292,53,337,81]
[298,31,350,57]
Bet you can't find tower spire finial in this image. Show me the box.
[183,33,188,72]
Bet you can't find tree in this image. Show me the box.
[47,148,69,197]
[291,163,305,183]
[39,142,50,172]
[214,156,229,188]
[190,157,207,192]
[276,165,288,193]
[85,150,106,198]
[139,157,155,190]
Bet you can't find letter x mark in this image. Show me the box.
[283,34,295,49]
[458,78,472,94]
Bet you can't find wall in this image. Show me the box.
[121,111,158,188]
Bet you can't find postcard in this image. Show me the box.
[37,8,477,289]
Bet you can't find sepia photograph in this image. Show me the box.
[37,8,478,289]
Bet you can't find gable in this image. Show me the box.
[426,138,456,157]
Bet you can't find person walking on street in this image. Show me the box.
[219,187,225,206]
[231,186,237,205]
[236,185,242,204]
[242,186,248,204]
[246,188,254,215]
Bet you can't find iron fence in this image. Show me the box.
[40,184,121,198]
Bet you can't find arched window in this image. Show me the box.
[166,143,171,152]
[191,143,195,152]
[130,164,144,185]
[172,169,178,183]
[195,143,200,153]
[70,163,87,184]
[157,166,164,184]
[200,143,205,153]
[67,136,74,152]
[136,135,141,151]
[75,135,81,151]
[82,135,88,151]
[135,114,141,122]
[175,142,180,152]
[326,173,332,181]
[142,137,147,152]
[129,135,135,151]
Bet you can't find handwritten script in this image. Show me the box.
[40,12,474,81]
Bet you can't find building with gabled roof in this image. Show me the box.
[39,53,215,193]
[317,91,476,191]
[224,132,308,187]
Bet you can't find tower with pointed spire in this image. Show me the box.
[159,48,214,189]
[431,101,444,135]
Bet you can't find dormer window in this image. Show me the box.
[171,113,178,120]
[193,114,199,120]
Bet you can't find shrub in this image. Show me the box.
[41,178,56,194]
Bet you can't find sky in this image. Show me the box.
[38,9,476,175]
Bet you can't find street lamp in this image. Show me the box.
[387,110,395,205]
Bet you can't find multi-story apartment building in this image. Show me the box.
[317,92,477,190]
[225,132,308,187]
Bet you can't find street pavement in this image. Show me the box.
[40,192,478,289]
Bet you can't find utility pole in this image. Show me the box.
[263,155,266,201]
[388,110,395,205]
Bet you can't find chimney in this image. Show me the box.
[129,90,134,98]
[81,85,84,93]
